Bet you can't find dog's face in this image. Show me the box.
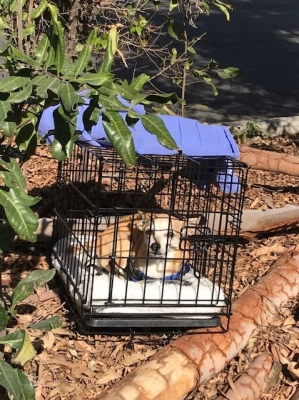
[137,212,183,257]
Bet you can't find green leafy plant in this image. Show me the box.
[0,0,181,253]
[0,269,61,400]
[231,121,265,143]
[0,3,178,162]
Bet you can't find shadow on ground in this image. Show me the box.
[112,0,299,124]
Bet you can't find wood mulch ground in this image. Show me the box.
[1,134,299,399]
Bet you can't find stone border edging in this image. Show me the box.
[227,115,299,136]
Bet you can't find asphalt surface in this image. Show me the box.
[1,1,298,125]
[179,0,299,123]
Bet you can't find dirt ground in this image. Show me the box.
[1,134,299,400]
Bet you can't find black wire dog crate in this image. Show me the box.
[52,143,248,333]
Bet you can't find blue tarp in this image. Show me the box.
[38,99,239,157]
[38,99,240,191]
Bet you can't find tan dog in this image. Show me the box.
[96,212,189,279]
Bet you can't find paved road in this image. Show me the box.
[181,0,299,123]
[2,1,298,125]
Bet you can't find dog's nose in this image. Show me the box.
[150,242,161,253]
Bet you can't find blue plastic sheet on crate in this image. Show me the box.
[38,98,238,157]
[38,98,240,192]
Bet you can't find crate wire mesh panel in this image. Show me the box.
[52,143,248,333]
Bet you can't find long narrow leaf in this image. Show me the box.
[0,101,16,137]
[98,82,121,96]
[35,34,50,64]
[99,27,117,74]
[0,187,38,241]
[8,84,32,104]
[55,33,65,74]
[141,114,178,149]
[30,316,63,332]
[47,4,61,34]
[31,76,60,97]
[11,269,56,311]
[0,158,27,190]
[44,28,56,69]
[13,332,36,366]
[71,72,113,86]
[74,28,97,76]
[130,73,150,91]
[114,83,138,102]
[0,361,35,400]
[32,0,47,19]
[0,76,30,93]
[47,4,65,73]
[102,111,135,165]
[0,17,12,30]
[98,94,128,110]
[0,330,25,350]
[11,46,40,68]
[50,107,78,160]
[58,83,82,113]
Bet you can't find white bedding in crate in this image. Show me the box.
[52,236,226,316]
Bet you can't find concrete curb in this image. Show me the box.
[227,115,299,136]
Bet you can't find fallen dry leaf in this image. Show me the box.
[95,367,123,385]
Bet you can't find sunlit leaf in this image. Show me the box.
[0,331,25,350]
[0,361,35,400]
[0,17,12,30]
[98,94,128,110]
[0,187,38,242]
[141,114,178,150]
[11,46,39,67]
[99,27,118,73]
[35,34,50,64]
[130,73,150,91]
[31,75,60,98]
[71,72,113,86]
[11,269,56,312]
[217,67,241,79]
[74,28,97,76]
[58,83,82,113]
[169,0,178,11]
[8,84,32,104]
[203,76,218,95]
[0,330,36,365]
[32,0,48,19]
[30,316,63,332]
[23,22,35,38]
[0,76,30,93]
[13,332,36,366]
[214,1,231,21]
[0,158,27,190]
[167,18,181,40]
[102,110,135,165]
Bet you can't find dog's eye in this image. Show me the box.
[167,230,174,238]
[145,229,152,236]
